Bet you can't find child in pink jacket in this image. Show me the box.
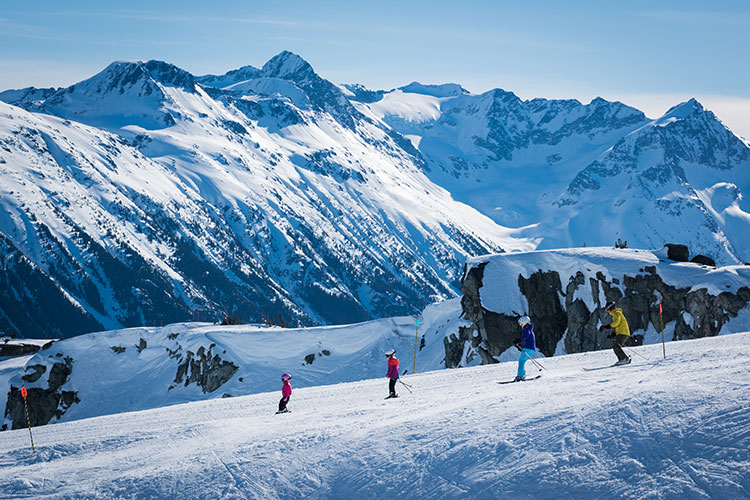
[277,373,292,413]
[385,349,399,399]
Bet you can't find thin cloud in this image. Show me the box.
[35,10,301,27]
[637,9,750,26]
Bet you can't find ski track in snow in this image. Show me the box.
[1,333,749,499]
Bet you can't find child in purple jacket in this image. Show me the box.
[277,373,292,413]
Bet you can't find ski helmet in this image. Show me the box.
[281,373,292,382]
[384,349,396,357]
[518,316,531,327]
[605,301,616,311]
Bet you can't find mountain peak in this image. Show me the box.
[93,60,196,92]
[661,98,704,121]
[261,51,315,81]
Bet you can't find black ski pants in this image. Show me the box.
[613,334,629,361]
[389,378,397,395]
[278,396,289,412]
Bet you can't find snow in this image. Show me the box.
[368,90,446,123]
[1,331,748,499]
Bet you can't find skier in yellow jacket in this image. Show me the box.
[599,301,631,365]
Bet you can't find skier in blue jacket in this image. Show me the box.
[515,316,536,382]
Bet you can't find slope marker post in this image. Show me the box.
[21,385,35,453]
[659,297,666,359]
[413,314,419,374]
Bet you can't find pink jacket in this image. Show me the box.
[282,381,292,398]
[386,356,399,379]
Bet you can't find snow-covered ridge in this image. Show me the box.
[1,299,463,431]
[1,331,748,499]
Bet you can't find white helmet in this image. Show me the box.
[518,316,531,327]
[384,349,396,357]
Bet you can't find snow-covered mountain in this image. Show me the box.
[360,84,750,264]
[2,50,749,339]
[557,99,750,262]
[1,330,748,499]
[0,52,531,337]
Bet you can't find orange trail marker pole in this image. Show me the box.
[21,385,35,453]
[659,298,666,360]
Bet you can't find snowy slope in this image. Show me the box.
[0,332,748,499]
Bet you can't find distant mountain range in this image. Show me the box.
[1,50,748,337]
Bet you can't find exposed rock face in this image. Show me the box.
[174,345,238,393]
[665,244,690,262]
[0,340,54,357]
[454,257,750,367]
[4,356,79,430]
[518,270,568,356]
[447,263,531,367]
[691,255,716,267]
[21,364,46,383]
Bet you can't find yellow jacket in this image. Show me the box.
[607,308,630,336]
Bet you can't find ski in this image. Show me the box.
[384,394,399,399]
[498,375,542,384]
[583,362,632,371]
[275,409,291,414]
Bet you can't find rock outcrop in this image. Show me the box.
[174,344,238,393]
[0,340,55,357]
[3,356,79,430]
[450,249,750,367]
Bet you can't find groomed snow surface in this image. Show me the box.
[1,332,749,499]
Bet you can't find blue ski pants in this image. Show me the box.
[517,348,536,379]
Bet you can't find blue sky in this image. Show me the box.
[2,1,749,136]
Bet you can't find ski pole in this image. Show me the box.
[524,350,546,371]
[517,345,546,371]
[623,346,649,361]
[398,379,413,393]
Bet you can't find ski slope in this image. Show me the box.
[1,332,748,499]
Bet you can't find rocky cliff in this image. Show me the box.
[447,247,750,367]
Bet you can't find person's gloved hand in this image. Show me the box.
[599,325,609,332]
[607,333,615,340]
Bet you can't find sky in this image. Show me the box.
[1,0,749,137]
